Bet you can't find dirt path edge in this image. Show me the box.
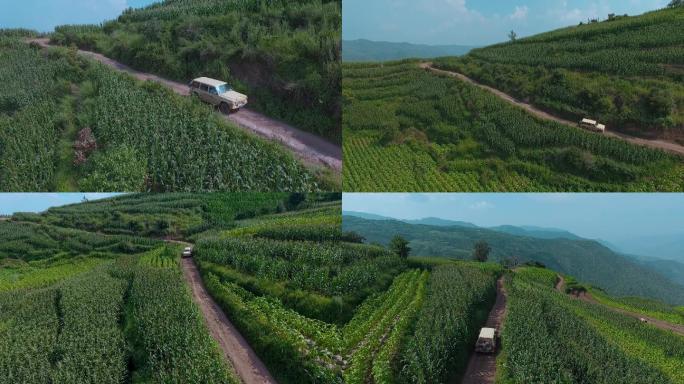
[181,257,277,384]
[27,38,341,172]
[421,62,684,157]
[575,291,684,337]
[460,276,508,384]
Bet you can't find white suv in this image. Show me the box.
[189,77,248,114]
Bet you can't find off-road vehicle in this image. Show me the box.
[189,77,247,114]
[475,327,497,354]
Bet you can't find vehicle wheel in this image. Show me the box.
[219,103,230,115]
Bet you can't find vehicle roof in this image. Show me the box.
[193,77,227,87]
[596,124,606,130]
[479,328,496,339]
[581,118,597,125]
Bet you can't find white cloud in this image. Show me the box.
[469,201,493,210]
[509,5,528,20]
[547,0,613,24]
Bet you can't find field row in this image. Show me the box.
[343,61,684,192]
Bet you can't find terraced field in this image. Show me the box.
[0,34,321,192]
[434,6,684,143]
[0,193,507,384]
[343,61,684,191]
[498,267,684,383]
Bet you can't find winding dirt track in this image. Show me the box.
[460,276,508,384]
[28,38,341,172]
[421,63,684,157]
[575,291,684,337]
[555,275,565,292]
[555,273,684,336]
[180,256,277,384]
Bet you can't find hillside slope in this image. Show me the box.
[434,7,684,143]
[52,0,341,141]
[342,216,684,305]
[500,267,684,383]
[0,34,322,192]
[343,61,684,192]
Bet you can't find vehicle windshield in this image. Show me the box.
[216,84,231,94]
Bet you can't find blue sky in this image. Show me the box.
[343,193,684,245]
[0,0,158,32]
[343,0,670,45]
[0,193,122,215]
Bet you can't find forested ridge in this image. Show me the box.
[342,215,684,305]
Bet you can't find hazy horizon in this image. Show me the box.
[343,0,669,46]
[343,193,684,258]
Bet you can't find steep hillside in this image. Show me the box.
[342,216,684,305]
[13,192,341,237]
[434,7,684,143]
[636,258,684,287]
[52,0,341,141]
[343,39,473,62]
[342,61,684,192]
[0,34,320,192]
[500,267,684,383]
[0,193,510,384]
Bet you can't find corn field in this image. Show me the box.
[0,255,237,383]
[500,270,684,383]
[0,37,320,192]
[343,61,684,192]
[432,6,684,142]
[399,265,499,384]
[469,7,684,77]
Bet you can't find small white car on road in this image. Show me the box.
[189,77,248,114]
[579,118,606,133]
[182,246,193,259]
[475,327,497,354]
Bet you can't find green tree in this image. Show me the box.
[508,30,518,42]
[473,240,491,262]
[390,235,411,259]
[644,89,674,119]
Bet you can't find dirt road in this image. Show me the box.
[555,275,565,292]
[556,272,684,337]
[575,291,684,337]
[28,38,341,172]
[180,257,277,384]
[421,63,684,157]
[461,276,508,384]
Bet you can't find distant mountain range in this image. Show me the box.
[343,39,475,62]
[342,214,684,305]
[343,211,583,240]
